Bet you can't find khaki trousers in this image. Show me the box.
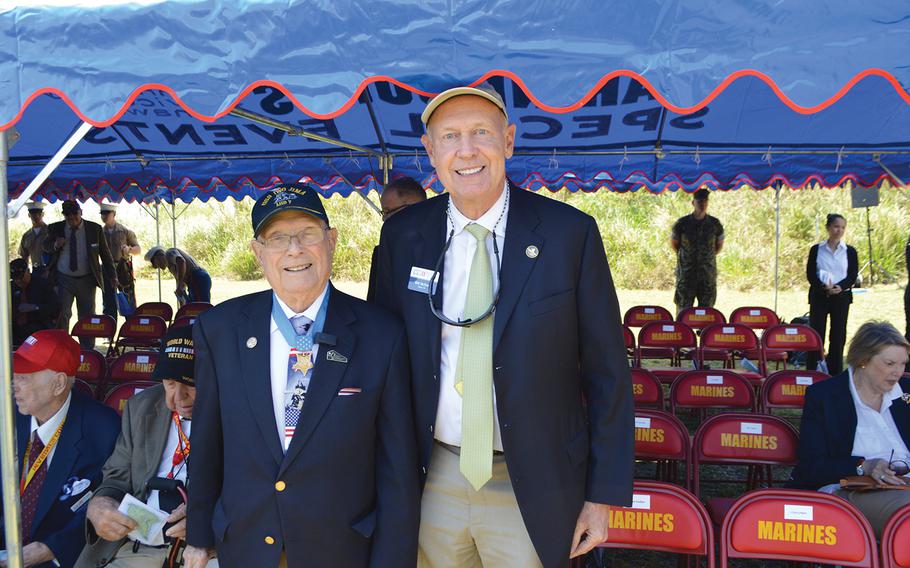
[418,442,543,568]
[835,488,910,537]
[106,542,219,568]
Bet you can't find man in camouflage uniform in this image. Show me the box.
[100,203,141,317]
[671,188,724,314]
[18,202,50,277]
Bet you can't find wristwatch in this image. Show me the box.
[856,459,865,476]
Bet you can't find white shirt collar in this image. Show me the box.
[30,392,72,444]
[448,179,509,239]
[848,365,904,413]
[270,283,329,331]
[820,239,846,253]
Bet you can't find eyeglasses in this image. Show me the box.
[889,449,910,476]
[427,227,502,328]
[257,227,330,251]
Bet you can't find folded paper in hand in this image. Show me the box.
[117,493,170,546]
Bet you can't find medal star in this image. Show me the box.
[292,352,313,375]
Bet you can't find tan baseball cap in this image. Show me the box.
[421,83,508,126]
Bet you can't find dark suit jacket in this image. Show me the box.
[1,391,120,568]
[44,220,116,289]
[186,286,419,568]
[76,385,172,567]
[11,275,61,344]
[789,372,910,489]
[806,242,859,304]
[374,183,634,568]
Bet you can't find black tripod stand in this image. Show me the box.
[858,206,895,285]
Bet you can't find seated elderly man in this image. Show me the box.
[10,258,60,346]
[2,330,120,568]
[790,320,910,536]
[76,325,216,568]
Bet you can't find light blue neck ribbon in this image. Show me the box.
[271,287,330,349]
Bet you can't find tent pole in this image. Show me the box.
[155,200,162,302]
[0,129,24,568]
[171,201,177,248]
[7,121,92,217]
[774,182,782,315]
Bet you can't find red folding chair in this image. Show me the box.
[70,314,117,356]
[882,502,910,568]
[634,409,690,488]
[669,370,755,418]
[624,305,675,362]
[75,349,107,392]
[698,323,763,385]
[104,380,157,415]
[175,301,213,320]
[730,306,786,369]
[631,368,664,409]
[638,321,697,385]
[576,481,714,568]
[721,489,880,567]
[113,315,168,354]
[169,315,198,330]
[692,413,800,527]
[73,378,96,399]
[761,324,824,374]
[107,351,159,385]
[678,306,728,365]
[134,301,174,324]
[760,369,831,413]
[623,325,639,367]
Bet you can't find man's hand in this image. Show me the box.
[121,244,131,255]
[86,495,137,541]
[569,501,610,559]
[54,237,66,250]
[0,541,56,567]
[183,545,215,568]
[164,503,187,539]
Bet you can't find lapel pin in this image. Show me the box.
[901,393,910,405]
[327,350,348,363]
[525,245,539,259]
[246,337,257,349]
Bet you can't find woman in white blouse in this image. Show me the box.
[806,213,858,374]
[790,321,910,536]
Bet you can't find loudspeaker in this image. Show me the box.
[851,186,880,208]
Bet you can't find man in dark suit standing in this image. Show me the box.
[184,184,419,568]
[373,85,634,568]
[44,200,116,348]
[4,329,120,567]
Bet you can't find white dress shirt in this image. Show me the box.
[269,285,328,451]
[29,393,72,467]
[436,182,508,451]
[816,240,848,286]
[147,416,191,512]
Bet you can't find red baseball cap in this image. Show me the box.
[13,329,80,376]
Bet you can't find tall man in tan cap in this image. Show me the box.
[18,201,50,277]
[99,203,141,318]
[184,184,419,568]
[373,84,634,567]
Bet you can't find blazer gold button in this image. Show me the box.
[275,481,286,492]
[264,536,275,545]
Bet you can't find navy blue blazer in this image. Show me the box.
[374,184,634,568]
[186,286,419,568]
[790,371,910,489]
[2,390,119,568]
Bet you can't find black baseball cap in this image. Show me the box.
[152,326,196,386]
[61,199,81,214]
[251,184,329,237]
[10,258,28,276]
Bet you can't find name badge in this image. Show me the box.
[408,266,438,294]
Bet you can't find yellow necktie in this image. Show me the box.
[455,223,495,490]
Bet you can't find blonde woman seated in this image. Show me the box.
[789,320,910,536]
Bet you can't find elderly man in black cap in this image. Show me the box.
[44,199,117,347]
[184,184,419,568]
[10,258,60,346]
[76,325,216,568]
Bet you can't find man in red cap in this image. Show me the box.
[3,330,120,567]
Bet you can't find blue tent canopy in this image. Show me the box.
[2,1,910,201]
